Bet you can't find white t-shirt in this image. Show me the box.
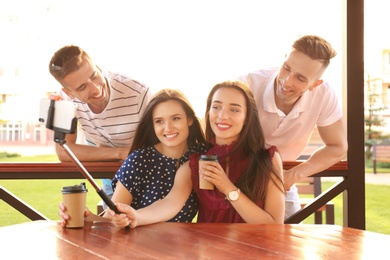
[239,67,342,161]
[239,68,342,218]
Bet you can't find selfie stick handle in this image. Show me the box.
[59,141,130,229]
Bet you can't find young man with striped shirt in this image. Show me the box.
[49,45,151,202]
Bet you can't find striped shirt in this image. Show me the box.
[60,71,151,148]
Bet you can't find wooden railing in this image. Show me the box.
[0,161,122,179]
[0,161,122,221]
[0,161,349,224]
[283,161,348,224]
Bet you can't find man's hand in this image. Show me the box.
[49,94,62,101]
[283,168,297,191]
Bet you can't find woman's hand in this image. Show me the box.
[199,161,235,195]
[107,203,138,229]
[58,202,90,228]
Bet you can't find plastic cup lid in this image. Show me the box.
[62,182,88,193]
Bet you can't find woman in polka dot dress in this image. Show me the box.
[110,81,285,228]
[58,89,207,226]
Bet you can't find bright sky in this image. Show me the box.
[1,0,388,118]
[48,0,343,116]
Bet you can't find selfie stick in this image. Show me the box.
[46,100,130,229]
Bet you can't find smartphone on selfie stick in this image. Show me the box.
[39,98,130,229]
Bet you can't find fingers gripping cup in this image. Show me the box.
[199,155,218,190]
[62,182,88,228]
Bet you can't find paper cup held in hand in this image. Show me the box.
[199,155,218,190]
[62,182,88,228]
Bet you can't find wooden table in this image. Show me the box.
[0,220,388,259]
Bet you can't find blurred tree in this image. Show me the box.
[365,73,389,159]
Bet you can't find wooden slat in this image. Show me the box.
[373,145,390,162]
[295,177,335,224]
[283,160,348,173]
[0,186,49,220]
[0,161,122,179]
[0,161,347,179]
[296,185,315,194]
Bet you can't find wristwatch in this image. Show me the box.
[226,188,240,202]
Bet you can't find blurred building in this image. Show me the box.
[0,1,55,145]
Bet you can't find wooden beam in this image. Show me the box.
[346,0,366,229]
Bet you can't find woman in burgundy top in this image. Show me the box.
[110,81,285,227]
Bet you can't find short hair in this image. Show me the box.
[292,35,336,68]
[48,45,91,82]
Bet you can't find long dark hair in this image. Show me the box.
[130,88,206,154]
[204,81,283,202]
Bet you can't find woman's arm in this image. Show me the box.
[109,161,193,228]
[201,151,285,224]
[100,181,133,219]
[229,151,285,223]
[263,151,285,223]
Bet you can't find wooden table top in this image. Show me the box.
[0,220,388,259]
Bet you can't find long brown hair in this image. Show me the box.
[204,81,283,202]
[130,88,206,154]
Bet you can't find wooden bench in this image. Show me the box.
[97,201,105,215]
[296,177,335,224]
[372,144,390,174]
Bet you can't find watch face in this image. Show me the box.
[229,190,239,201]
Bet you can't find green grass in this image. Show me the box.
[301,182,390,235]
[0,154,59,162]
[0,179,101,226]
[1,155,390,235]
[365,160,390,173]
[0,154,100,226]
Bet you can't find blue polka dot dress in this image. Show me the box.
[112,144,207,222]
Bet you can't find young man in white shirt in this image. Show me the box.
[239,35,348,219]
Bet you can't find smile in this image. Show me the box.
[216,123,230,129]
[281,86,293,92]
[92,88,105,100]
[165,133,178,138]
